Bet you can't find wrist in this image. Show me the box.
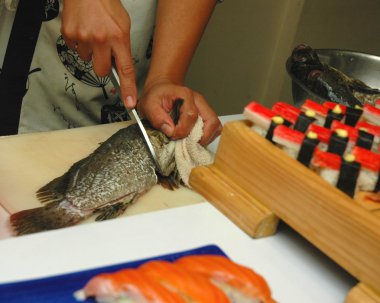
[143,75,182,94]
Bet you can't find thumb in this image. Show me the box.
[141,102,175,137]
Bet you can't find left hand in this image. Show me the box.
[138,80,222,146]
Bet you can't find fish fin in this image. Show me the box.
[10,201,85,235]
[158,168,182,190]
[94,200,132,221]
[36,158,90,204]
[36,174,70,204]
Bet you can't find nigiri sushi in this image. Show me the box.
[139,260,230,303]
[301,99,329,126]
[362,104,380,126]
[74,268,184,303]
[307,124,332,151]
[311,149,341,186]
[272,102,300,125]
[244,102,276,136]
[272,125,305,158]
[352,146,380,192]
[323,103,344,128]
[175,255,276,303]
[327,128,349,156]
[312,149,360,197]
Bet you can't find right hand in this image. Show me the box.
[61,0,137,108]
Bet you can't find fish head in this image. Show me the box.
[146,127,176,177]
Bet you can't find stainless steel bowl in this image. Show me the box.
[286,49,380,107]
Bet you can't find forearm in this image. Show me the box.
[144,0,216,89]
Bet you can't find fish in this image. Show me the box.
[290,44,380,107]
[10,118,181,236]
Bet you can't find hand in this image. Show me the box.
[61,0,137,108]
[138,80,222,146]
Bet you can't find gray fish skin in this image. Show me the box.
[10,123,175,235]
[66,124,157,210]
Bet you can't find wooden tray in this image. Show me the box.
[189,120,380,303]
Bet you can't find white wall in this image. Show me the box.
[185,0,380,115]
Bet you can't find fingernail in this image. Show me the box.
[124,96,135,108]
[161,123,174,137]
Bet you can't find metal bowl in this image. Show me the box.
[286,49,380,107]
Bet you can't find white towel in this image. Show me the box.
[175,116,214,187]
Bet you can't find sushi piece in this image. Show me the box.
[293,110,317,133]
[175,254,276,303]
[327,128,349,156]
[330,121,358,152]
[139,260,230,303]
[272,102,300,125]
[301,99,329,126]
[356,128,375,150]
[244,102,276,136]
[272,125,305,158]
[74,268,184,303]
[324,103,344,128]
[362,104,380,126]
[345,105,363,127]
[311,149,341,186]
[323,101,347,115]
[265,116,289,142]
[336,154,361,198]
[355,121,380,149]
[307,124,332,151]
[352,146,380,192]
[297,131,320,167]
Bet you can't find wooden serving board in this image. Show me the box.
[0,122,204,237]
[189,120,380,302]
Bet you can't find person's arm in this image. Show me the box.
[61,0,137,107]
[139,0,222,145]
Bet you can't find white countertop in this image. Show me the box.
[0,203,356,302]
[0,114,357,302]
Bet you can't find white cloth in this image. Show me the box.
[0,0,157,133]
[175,116,215,187]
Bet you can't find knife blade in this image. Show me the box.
[109,67,162,173]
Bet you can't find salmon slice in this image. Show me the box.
[74,268,184,302]
[175,255,276,303]
[139,260,230,303]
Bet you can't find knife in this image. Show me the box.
[109,67,162,173]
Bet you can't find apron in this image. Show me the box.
[0,0,157,133]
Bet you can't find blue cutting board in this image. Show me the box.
[0,244,227,302]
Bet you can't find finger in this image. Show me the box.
[200,119,223,146]
[139,100,175,137]
[76,42,92,62]
[92,45,112,77]
[172,95,198,140]
[62,32,77,52]
[193,93,222,145]
[113,43,137,109]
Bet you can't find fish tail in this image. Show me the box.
[10,201,86,235]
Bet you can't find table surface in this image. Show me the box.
[0,115,357,302]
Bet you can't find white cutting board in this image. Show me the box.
[0,121,204,223]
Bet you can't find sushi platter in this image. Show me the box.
[190,100,380,302]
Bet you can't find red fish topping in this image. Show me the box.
[323,101,347,114]
[272,102,301,124]
[307,124,332,144]
[301,99,329,116]
[273,125,305,144]
[312,149,341,170]
[356,121,380,138]
[244,102,276,129]
[331,120,358,142]
[352,146,380,172]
